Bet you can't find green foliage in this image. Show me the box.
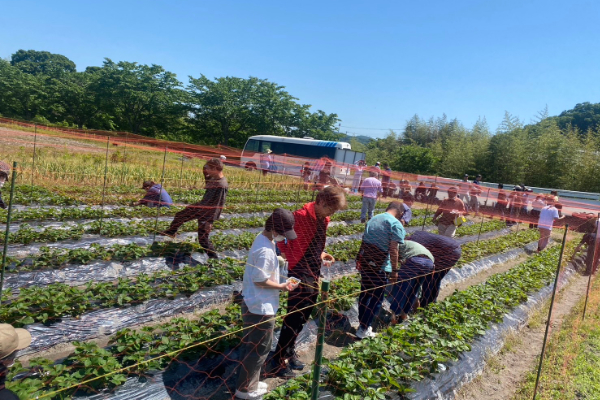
[0,49,340,145]
[11,49,76,77]
[186,75,340,146]
[268,243,576,399]
[390,145,438,174]
[546,102,600,135]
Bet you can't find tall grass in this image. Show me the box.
[0,125,302,195]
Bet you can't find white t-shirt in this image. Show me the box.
[538,205,559,230]
[242,234,280,315]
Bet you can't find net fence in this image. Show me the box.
[0,121,599,400]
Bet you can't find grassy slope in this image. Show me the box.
[512,275,600,400]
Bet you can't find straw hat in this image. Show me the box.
[0,324,32,359]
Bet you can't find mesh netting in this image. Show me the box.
[0,121,599,400]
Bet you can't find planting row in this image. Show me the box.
[5,185,369,207]
[0,200,401,225]
[1,227,531,329]
[267,241,576,399]
[5,239,559,399]
[1,210,434,246]
[5,220,504,274]
[327,227,538,262]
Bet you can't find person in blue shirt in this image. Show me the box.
[355,201,406,339]
[133,181,173,208]
[401,193,414,226]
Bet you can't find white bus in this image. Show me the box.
[241,135,366,181]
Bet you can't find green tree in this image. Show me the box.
[186,75,339,146]
[94,59,186,136]
[391,145,437,174]
[11,49,76,77]
[0,59,48,120]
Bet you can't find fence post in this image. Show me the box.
[476,188,491,244]
[31,131,37,187]
[532,224,569,400]
[179,154,185,188]
[310,279,331,400]
[98,137,110,231]
[582,214,600,320]
[255,170,262,202]
[0,162,18,307]
[153,147,169,242]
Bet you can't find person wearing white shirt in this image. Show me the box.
[235,209,298,400]
[529,196,546,228]
[537,202,564,252]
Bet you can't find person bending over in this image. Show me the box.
[132,180,173,208]
[355,201,406,339]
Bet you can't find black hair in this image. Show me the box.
[205,158,224,171]
[498,183,504,189]
[386,201,405,215]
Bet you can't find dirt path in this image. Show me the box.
[454,268,589,400]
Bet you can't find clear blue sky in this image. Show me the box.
[2,0,599,138]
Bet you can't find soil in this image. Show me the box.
[454,262,589,400]
[0,126,105,153]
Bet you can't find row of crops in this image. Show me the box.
[0,184,568,400]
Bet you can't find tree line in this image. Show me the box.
[354,104,600,193]
[2,50,600,193]
[0,49,341,147]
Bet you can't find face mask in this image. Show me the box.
[273,234,287,243]
[0,180,5,188]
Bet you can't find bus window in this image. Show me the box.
[244,139,260,152]
[260,141,272,153]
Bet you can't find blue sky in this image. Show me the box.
[1,0,599,138]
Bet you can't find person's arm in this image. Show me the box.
[458,199,467,215]
[432,201,445,223]
[254,279,294,291]
[389,240,400,282]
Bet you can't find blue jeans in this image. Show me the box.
[389,257,434,315]
[361,197,377,221]
[358,268,388,329]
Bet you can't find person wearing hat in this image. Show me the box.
[0,324,32,400]
[132,181,173,208]
[431,187,467,238]
[234,209,299,400]
[260,149,274,176]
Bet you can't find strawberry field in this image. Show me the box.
[0,167,591,399]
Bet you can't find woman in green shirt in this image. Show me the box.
[389,240,435,321]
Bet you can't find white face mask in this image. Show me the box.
[273,234,287,243]
[0,180,5,188]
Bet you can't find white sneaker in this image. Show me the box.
[234,387,268,400]
[355,326,377,339]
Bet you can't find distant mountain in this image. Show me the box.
[543,102,600,134]
[339,134,373,146]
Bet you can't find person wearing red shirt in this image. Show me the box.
[267,186,347,378]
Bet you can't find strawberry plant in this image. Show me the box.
[266,242,577,399]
